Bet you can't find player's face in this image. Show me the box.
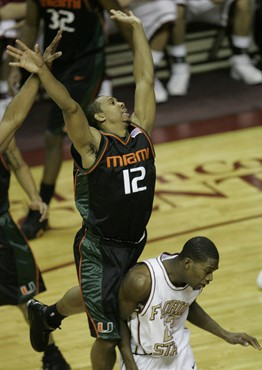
[98,96,130,123]
[188,258,219,290]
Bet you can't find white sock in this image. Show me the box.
[168,44,187,58]
[0,80,8,94]
[151,50,164,67]
[232,35,250,50]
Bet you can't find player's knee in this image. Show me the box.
[234,0,252,15]
[95,338,118,352]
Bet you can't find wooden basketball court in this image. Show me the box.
[0,111,261,369]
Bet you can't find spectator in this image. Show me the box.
[166,0,262,97]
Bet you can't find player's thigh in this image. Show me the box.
[133,0,176,40]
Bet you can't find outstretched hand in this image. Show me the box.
[43,30,63,68]
[225,331,261,350]
[6,30,62,73]
[110,9,141,26]
[7,40,45,73]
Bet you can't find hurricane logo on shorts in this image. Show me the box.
[97,321,113,333]
[20,281,36,296]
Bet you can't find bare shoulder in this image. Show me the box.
[121,263,151,302]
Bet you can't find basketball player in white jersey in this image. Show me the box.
[118,236,261,369]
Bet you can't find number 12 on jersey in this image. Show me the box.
[123,166,147,194]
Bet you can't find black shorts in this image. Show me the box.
[47,50,105,135]
[73,227,147,341]
[0,212,46,305]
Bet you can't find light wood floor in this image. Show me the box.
[1,126,262,369]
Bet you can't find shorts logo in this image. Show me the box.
[97,322,113,333]
[20,281,36,296]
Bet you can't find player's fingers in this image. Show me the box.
[9,62,21,67]
[15,39,30,50]
[47,51,62,63]
[39,204,48,221]
[54,29,63,40]
[246,337,262,350]
[7,45,22,54]
[6,49,21,59]
[34,44,39,53]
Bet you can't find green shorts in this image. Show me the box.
[73,227,147,341]
[0,212,46,305]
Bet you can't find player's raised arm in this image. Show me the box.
[8,0,40,96]
[111,10,156,135]
[0,74,39,153]
[7,38,101,168]
[1,31,62,153]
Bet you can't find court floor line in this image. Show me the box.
[20,109,262,166]
[42,212,262,274]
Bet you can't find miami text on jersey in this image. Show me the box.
[40,0,81,9]
[106,148,150,168]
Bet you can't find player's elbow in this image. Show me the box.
[63,100,79,116]
[143,73,154,86]
[11,114,25,130]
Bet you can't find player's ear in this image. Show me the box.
[94,112,106,123]
[184,257,193,270]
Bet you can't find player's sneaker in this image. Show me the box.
[167,63,190,96]
[42,346,71,370]
[230,54,262,85]
[21,209,48,240]
[154,78,168,103]
[27,299,55,352]
[98,78,113,96]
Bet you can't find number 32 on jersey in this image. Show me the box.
[47,9,75,32]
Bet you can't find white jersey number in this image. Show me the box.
[123,167,147,194]
[47,9,75,32]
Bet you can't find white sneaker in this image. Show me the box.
[98,79,113,96]
[167,63,190,96]
[230,54,262,85]
[154,78,168,104]
[257,270,262,289]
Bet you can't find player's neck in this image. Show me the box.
[103,121,128,138]
[163,258,187,288]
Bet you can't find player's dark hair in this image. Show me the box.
[85,99,102,129]
[179,236,219,262]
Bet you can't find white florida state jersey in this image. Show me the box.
[128,253,202,357]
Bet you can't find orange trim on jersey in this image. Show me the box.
[81,136,109,175]
[101,131,131,146]
[73,168,79,201]
[130,123,156,158]
[77,228,99,337]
